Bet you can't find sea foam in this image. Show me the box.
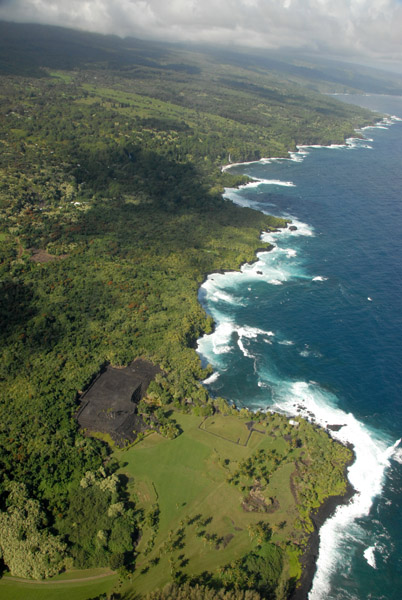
[251,178,296,188]
[363,545,377,569]
[211,289,244,306]
[197,318,277,365]
[222,188,256,208]
[273,381,401,600]
[202,371,220,385]
[207,321,236,355]
[391,447,402,464]
[237,326,276,360]
[282,248,297,258]
[201,112,402,600]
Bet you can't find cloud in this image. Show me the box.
[1,0,402,65]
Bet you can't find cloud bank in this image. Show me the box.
[1,0,402,65]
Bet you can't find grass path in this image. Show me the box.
[2,570,113,585]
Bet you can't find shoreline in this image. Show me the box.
[197,111,400,598]
[196,226,357,599]
[221,112,389,176]
[290,447,356,600]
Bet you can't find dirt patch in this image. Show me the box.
[290,470,299,504]
[30,248,68,263]
[266,497,280,513]
[242,482,269,513]
[221,533,234,548]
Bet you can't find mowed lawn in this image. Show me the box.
[200,415,253,445]
[118,411,297,596]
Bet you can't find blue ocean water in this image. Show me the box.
[197,95,402,600]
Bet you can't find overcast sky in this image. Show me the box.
[1,0,402,69]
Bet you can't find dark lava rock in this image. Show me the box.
[327,424,346,432]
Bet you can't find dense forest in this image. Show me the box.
[0,21,377,598]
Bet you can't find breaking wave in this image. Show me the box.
[199,107,402,599]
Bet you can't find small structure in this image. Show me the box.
[76,359,160,446]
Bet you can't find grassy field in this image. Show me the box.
[116,410,311,597]
[0,408,349,598]
[0,571,117,600]
[200,414,255,445]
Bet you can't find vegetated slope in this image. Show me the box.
[0,19,379,159]
[2,20,402,98]
[194,44,402,96]
[0,21,371,595]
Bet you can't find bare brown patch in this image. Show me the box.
[30,248,68,263]
[290,470,299,503]
[221,533,234,548]
[242,481,269,513]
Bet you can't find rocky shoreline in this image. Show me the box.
[197,218,356,600]
[290,447,356,600]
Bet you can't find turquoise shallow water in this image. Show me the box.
[197,95,402,600]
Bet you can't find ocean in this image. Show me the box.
[197,94,402,600]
